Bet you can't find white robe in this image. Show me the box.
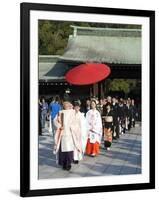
[80,113,88,154]
[86,109,103,144]
[54,109,77,153]
[71,111,87,161]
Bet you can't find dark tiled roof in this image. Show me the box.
[60,27,141,64]
[39,61,68,81]
[39,27,141,81]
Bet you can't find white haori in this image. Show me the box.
[71,112,87,161]
[54,109,77,153]
[61,110,75,152]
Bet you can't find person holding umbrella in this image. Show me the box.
[85,100,103,157]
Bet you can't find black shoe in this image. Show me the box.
[62,165,67,170]
[73,160,79,164]
[65,165,71,171]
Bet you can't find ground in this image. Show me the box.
[38,123,141,179]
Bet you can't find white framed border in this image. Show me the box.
[30,10,150,190]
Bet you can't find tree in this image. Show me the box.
[38,20,141,55]
[39,20,73,55]
[108,79,137,94]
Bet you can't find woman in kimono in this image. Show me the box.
[71,101,87,163]
[85,100,103,157]
[53,101,80,171]
[102,102,114,150]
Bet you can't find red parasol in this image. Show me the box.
[65,63,111,85]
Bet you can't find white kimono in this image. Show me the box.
[86,109,103,144]
[81,113,88,154]
[71,111,87,161]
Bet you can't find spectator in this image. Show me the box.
[49,95,61,136]
[118,99,126,134]
[112,97,120,139]
[97,99,104,115]
[83,99,91,115]
[39,97,48,131]
[131,99,137,127]
[127,98,133,130]
[102,102,114,150]
[38,98,42,135]
[107,96,112,103]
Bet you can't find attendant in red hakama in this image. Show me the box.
[85,100,103,157]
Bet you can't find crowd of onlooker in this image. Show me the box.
[82,97,140,131]
[39,95,141,137]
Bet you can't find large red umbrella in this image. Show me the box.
[65,63,111,85]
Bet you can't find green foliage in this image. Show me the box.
[108,79,137,94]
[39,20,141,55]
[39,20,73,55]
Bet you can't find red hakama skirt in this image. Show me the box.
[86,139,100,156]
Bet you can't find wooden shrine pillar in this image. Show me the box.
[93,83,98,98]
[98,82,101,100]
